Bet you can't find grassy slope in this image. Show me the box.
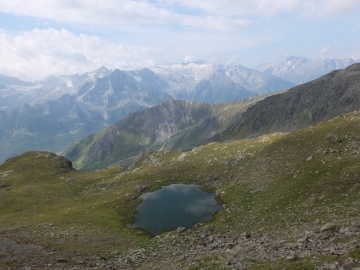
[1,111,360,268]
[61,126,111,168]
[65,96,271,171]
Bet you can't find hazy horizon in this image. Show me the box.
[0,0,359,81]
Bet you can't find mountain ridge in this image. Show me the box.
[65,62,360,171]
[0,68,173,163]
[206,62,360,144]
[0,57,357,164]
[63,96,271,170]
[153,61,294,101]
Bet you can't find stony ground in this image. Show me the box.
[1,220,360,269]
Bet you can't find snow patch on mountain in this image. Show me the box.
[255,56,358,85]
[153,61,294,100]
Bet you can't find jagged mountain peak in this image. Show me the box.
[98,65,110,73]
[285,55,309,62]
[86,66,112,81]
[110,68,128,79]
[153,61,293,101]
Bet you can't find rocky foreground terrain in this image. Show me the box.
[1,110,360,269]
[2,221,359,269]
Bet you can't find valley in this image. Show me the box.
[63,97,271,170]
[1,60,360,269]
[64,63,360,172]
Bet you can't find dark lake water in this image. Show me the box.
[134,184,222,235]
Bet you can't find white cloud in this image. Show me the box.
[320,46,331,54]
[0,28,156,81]
[157,0,360,17]
[0,0,169,25]
[0,1,359,33]
[0,0,358,80]
[308,0,360,17]
[258,0,360,17]
[175,14,250,31]
[1,1,358,39]
[0,0,250,32]
[184,55,196,62]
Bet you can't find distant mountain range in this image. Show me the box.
[0,68,172,163]
[65,62,360,170]
[0,57,357,163]
[153,61,294,101]
[255,56,358,85]
[0,61,295,111]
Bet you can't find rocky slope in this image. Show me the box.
[207,62,360,144]
[1,110,360,269]
[0,68,111,110]
[75,67,171,123]
[0,94,107,161]
[0,68,172,163]
[64,97,269,170]
[0,74,37,109]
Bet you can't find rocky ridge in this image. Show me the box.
[66,63,360,172]
[64,96,269,170]
[206,62,360,144]
[154,61,294,102]
[0,67,172,164]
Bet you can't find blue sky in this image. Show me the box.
[0,0,359,81]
